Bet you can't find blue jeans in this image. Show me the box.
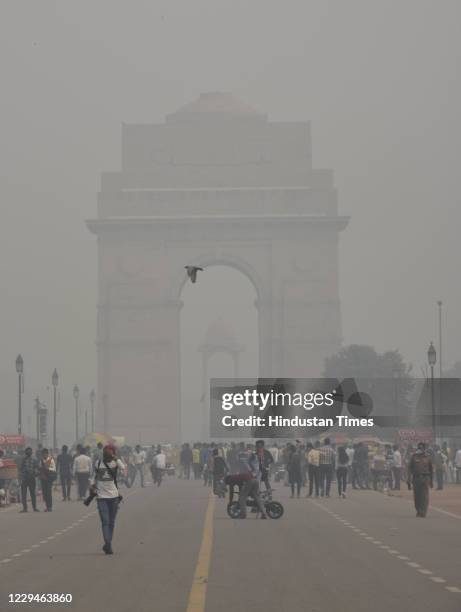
[97,498,119,545]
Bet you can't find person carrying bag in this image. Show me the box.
[89,444,125,555]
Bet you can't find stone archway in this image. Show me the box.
[87,93,348,443]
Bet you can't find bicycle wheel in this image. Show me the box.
[266,501,284,519]
[227,502,242,519]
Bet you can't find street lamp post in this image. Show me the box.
[392,366,400,411]
[35,396,40,442]
[427,342,437,444]
[437,301,443,379]
[89,390,96,433]
[15,355,24,435]
[73,385,80,442]
[52,369,59,451]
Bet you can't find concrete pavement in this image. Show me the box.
[1,478,460,612]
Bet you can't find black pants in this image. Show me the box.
[412,475,431,517]
[351,463,360,488]
[183,464,191,480]
[41,478,53,510]
[61,473,72,499]
[336,467,347,496]
[357,463,369,488]
[308,464,319,496]
[319,464,333,496]
[289,471,302,497]
[193,464,201,479]
[261,470,271,492]
[392,467,401,490]
[76,473,89,499]
[21,478,37,511]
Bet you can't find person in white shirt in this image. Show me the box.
[132,445,146,487]
[392,445,402,490]
[73,446,93,500]
[152,447,166,486]
[455,447,461,484]
[39,448,56,512]
[91,445,125,555]
[268,446,279,466]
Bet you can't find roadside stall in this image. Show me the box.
[0,434,26,506]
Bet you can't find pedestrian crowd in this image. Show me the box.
[1,438,461,551]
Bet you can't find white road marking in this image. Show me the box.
[312,500,461,596]
[0,486,142,568]
[429,506,461,521]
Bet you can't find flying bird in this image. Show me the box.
[185,266,203,284]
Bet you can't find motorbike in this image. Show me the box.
[227,489,284,519]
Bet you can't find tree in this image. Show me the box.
[323,344,414,414]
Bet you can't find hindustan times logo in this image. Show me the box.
[221,389,336,411]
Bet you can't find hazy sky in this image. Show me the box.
[1,0,460,438]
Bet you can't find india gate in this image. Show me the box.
[87,92,348,443]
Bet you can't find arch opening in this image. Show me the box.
[180,265,259,441]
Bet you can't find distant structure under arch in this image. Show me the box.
[87,92,349,443]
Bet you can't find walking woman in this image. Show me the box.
[336,446,349,498]
[91,445,125,555]
[39,448,56,511]
[287,444,303,498]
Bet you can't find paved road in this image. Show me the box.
[1,479,460,612]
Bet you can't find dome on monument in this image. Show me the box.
[166,92,267,123]
[200,317,244,351]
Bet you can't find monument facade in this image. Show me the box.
[87,92,348,442]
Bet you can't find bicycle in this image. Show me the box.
[227,489,284,519]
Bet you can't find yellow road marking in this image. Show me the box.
[186,493,216,612]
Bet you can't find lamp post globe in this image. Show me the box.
[427,342,436,366]
[16,354,24,374]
